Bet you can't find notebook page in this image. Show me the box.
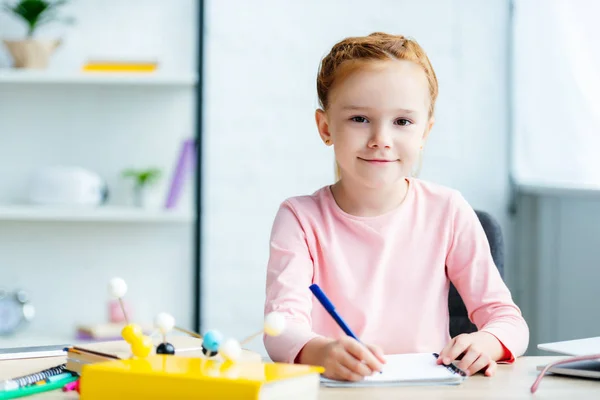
[320,353,466,387]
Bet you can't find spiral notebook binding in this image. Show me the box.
[13,364,67,387]
[432,353,467,377]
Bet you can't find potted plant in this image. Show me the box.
[2,0,74,69]
[122,167,162,208]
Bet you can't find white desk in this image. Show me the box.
[1,356,599,399]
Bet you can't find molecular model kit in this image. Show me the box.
[108,277,285,362]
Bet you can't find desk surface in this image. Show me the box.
[1,356,599,399]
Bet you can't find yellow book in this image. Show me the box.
[79,355,324,400]
[82,60,158,73]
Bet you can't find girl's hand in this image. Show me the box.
[320,337,386,381]
[437,332,505,377]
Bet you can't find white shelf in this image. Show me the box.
[0,70,198,86]
[0,205,194,223]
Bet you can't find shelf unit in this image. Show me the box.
[0,68,198,225]
[0,70,198,86]
[0,205,194,223]
[0,0,202,340]
[0,70,197,224]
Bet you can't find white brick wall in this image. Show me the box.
[203,0,513,356]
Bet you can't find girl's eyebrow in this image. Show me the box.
[341,105,416,114]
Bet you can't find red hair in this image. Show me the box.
[317,32,439,117]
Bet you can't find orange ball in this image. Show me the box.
[122,323,143,343]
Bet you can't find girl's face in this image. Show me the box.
[317,60,434,189]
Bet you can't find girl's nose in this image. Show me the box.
[367,126,392,149]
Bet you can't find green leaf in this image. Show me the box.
[121,168,162,187]
[2,0,73,36]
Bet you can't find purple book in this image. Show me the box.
[165,138,197,209]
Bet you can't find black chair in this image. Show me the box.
[448,210,505,338]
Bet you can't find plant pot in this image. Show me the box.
[133,185,147,208]
[3,39,61,69]
[132,185,160,209]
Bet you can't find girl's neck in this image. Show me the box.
[330,177,410,217]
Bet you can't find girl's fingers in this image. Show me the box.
[439,335,471,365]
[338,349,374,377]
[365,343,387,364]
[466,354,492,376]
[342,338,383,373]
[337,363,364,381]
[456,347,479,372]
[484,360,497,377]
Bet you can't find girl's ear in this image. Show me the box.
[422,116,435,144]
[315,109,332,145]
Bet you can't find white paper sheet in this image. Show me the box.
[320,353,466,387]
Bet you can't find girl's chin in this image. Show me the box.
[354,174,410,189]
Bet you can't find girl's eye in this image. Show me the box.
[350,116,368,123]
[395,118,412,126]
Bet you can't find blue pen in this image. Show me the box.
[309,284,382,373]
[309,284,360,340]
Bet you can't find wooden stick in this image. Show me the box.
[118,298,129,324]
[174,326,202,339]
[240,331,262,346]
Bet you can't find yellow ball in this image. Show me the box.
[131,335,153,358]
[122,323,143,343]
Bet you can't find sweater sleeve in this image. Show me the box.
[263,201,321,363]
[445,192,529,362]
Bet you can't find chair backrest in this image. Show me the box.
[448,209,505,337]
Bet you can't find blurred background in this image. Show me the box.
[1,0,599,358]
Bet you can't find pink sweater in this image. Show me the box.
[263,178,529,364]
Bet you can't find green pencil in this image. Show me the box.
[0,376,78,399]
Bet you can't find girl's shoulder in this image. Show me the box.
[409,178,476,220]
[408,177,462,204]
[277,185,332,216]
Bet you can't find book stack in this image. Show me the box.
[78,355,324,400]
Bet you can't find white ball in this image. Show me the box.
[219,338,242,362]
[109,277,127,298]
[154,312,175,334]
[264,312,285,336]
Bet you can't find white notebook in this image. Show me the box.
[537,337,600,356]
[0,344,67,360]
[320,353,467,387]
